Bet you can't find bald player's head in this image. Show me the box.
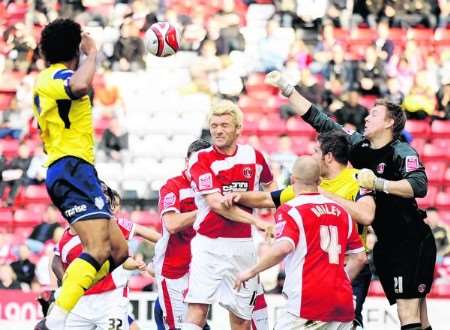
[292,156,321,187]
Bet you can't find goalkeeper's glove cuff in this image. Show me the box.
[374,177,388,193]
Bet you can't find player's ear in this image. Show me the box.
[290,175,296,185]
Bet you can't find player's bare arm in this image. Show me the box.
[234,239,293,291]
[51,255,65,284]
[161,210,197,234]
[222,191,275,209]
[122,257,147,272]
[205,191,273,233]
[134,223,162,242]
[357,168,427,199]
[344,251,367,281]
[322,193,375,225]
[69,32,97,97]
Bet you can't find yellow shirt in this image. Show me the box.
[33,63,95,166]
[276,168,368,247]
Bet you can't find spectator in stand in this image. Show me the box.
[425,208,450,261]
[0,142,32,206]
[375,19,395,62]
[356,45,387,96]
[99,117,129,162]
[257,20,290,72]
[383,77,405,105]
[311,22,337,73]
[26,144,47,185]
[10,244,35,286]
[322,43,355,90]
[403,70,437,119]
[385,0,438,28]
[334,89,369,133]
[396,56,416,95]
[0,264,22,290]
[438,0,450,27]
[26,205,61,254]
[3,22,36,72]
[266,271,285,294]
[352,0,384,28]
[272,0,302,30]
[271,135,297,175]
[112,18,146,71]
[0,98,24,139]
[435,81,450,119]
[0,144,5,182]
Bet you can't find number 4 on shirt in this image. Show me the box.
[320,225,342,264]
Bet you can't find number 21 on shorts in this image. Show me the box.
[320,225,342,264]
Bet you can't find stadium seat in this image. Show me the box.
[438,211,450,227]
[239,95,265,113]
[286,117,316,138]
[121,180,149,199]
[436,192,450,210]
[13,209,42,229]
[407,28,434,44]
[0,208,13,232]
[389,28,406,44]
[258,114,286,136]
[431,120,450,138]
[0,92,14,110]
[242,116,259,136]
[422,143,447,162]
[0,139,20,159]
[404,120,431,139]
[130,210,160,229]
[245,73,277,95]
[410,138,426,155]
[22,185,51,205]
[417,185,437,208]
[260,136,279,154]
[291,137,315,155]
[425,161,446,184]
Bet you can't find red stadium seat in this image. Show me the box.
[291,137,315,155]
[258,114,286,136]
[431,120,450,138]
[417,185,437,208]
[0,139,20,159]
[242,117,258,136]
[259,136,279,154]
[351,28,377,44]
[389,28,406,44]
[0,208,13,232]
[286,117,316,138]
[130,210,160,230]
[13,209,42,229]
[245,73,277,96]
[128,275,154,291]
[0,93,14,110]
[410,138,426,155]
[404,120,431,139]
[407,28,434,44]
[438,210,450,227]
[422,143,447,162]
[239,95,264,113]
[425,161,446,184]
[22,185,51,205]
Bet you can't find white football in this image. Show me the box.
[145,22,180,57]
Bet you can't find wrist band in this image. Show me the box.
[281,84,294,97]
[374,178,388,193]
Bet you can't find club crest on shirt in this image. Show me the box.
[405,156,419,172]
[95,197,105,210]
[163,192,176,209]
[376,163,386,174]
[243,166,252,179]
[199,173,213,190]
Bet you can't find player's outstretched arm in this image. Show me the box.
[323,193,375,225]
[134,224,162,242]
[70,32,97,98]
[234,239,293,291]
[162,210,197,234]
[222,191,276,209]
[205,192,273,232]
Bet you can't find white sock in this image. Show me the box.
[45,304,67,329]
[181,323,203,330]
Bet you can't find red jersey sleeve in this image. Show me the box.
[117,218,135,240]
[255,149,273,185]
[345,214,364,254]
[188,152,221,195]
[159,180,181,216]
[274,205,299,249]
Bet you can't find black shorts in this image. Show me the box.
[373,233,436,305]
[352,263,372,327]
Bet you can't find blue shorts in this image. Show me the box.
[46,156,112,224]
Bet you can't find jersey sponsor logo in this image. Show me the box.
[376,162,386,174]
[405,156,419,172]
[199,173,213,190]
[275,221,286,238]
[163,192,176,209]
[243,166,253,179]
[222,181,249,193]
[95,197,105,210]
[64,204,87,217]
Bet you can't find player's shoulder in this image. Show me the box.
[391,140,419,158]
[189,146,215,164]
[161,174,186,192]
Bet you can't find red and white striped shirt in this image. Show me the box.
[188,144,273,239]
[154,171,196,279]
[55,218,135,295]
[274,193,364,322]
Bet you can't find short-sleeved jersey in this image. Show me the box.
[301,105,431,247]
[274,193,364,322]
[33,63,95,166]
[271,168,370,247]
[55,217,135,295]
[188,145,273,239]
[154,171,196,279]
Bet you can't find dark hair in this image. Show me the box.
[40,19,82,64]
[426,207,437,212]
[187,139,211,158]
[376,100,406,139]
[100,181,121,211]
[317,130,351,165]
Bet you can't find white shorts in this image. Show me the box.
[65,288,129,330]
[185,234,258,320]
[156,272,189,329]
[274,311,353,330]
[252,284,269,330]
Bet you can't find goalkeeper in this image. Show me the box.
[265,71,436,330]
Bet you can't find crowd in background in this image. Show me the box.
[1,0,450,295]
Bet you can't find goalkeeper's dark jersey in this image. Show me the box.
[302,105,431,248]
